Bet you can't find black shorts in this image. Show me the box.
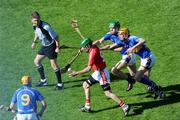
[38,42,57,59]
[86,76,111,91]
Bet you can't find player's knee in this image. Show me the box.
[54,68,60,73]
[111,67,118,74]
[128,70,136,78]
[51,62,58,70]
[83,81,90,89]
[111,67,115,73]
[129,73,136,79]
[131,73,136,78]
[144,72,150,79]
[34,59,40,66]
[104,90,111,98]
[51,64,57,70]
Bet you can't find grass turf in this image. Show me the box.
[0,0,180,120]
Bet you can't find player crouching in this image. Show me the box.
[69,38,130,116]
[9,75,46,120]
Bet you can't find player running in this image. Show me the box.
[118,28,165,98]
[31,11,64,90]
[9,75,46,120]
[69,38,130,116]
[93,20,136,91]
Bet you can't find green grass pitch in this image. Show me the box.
[0,0,180,120]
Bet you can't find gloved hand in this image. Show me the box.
[65,64,71,69]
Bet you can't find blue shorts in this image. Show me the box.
[140,52,156,69]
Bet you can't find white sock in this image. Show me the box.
[57,83,63,87]
[41,79,46,82]
[85,105,90,109]
[122,104,128,110]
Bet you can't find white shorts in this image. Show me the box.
[16,113,39,120]
[120,53,136,66]
[140,52,156,69]
[91,68,111,85]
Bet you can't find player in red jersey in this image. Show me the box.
[69,38,130,116]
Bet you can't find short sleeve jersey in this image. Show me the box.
[103,32,125,55]
[34,21,57,46]
[88,45,106,71]
[125,35,151,58]
[11,85,44,114]
[103,32,123,45]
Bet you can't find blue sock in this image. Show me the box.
[139,77,160,91]
[127,75,135,83]
[139,77,155,86]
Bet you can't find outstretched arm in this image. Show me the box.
[69,66,91,77]
[113,47,124,52]
[93,38,104,45]
[100,43,119,51]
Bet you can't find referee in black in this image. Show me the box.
[31,11,63,90]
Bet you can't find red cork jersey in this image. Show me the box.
[88,45,106,70]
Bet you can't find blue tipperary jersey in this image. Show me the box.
[11,85,44,114]
[102,33,126,55]
[124,35,151,58]
[103,32,121,44]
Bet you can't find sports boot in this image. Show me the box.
[122,104,130,116]
[55,83,64,90]
[80,106,91,113]
[154,90,166,99]
[36,80,48,87]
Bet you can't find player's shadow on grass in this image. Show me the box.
[91,84,180,116]
[63,73,126,89]
[44,82,83,89]
[72,73,125,81]
[61,73,123,85]
[110,73,130,82]
[43,79,85,89]
[43,79,85,87]
[63,79,85,84]
[61,73,130,90]
[90,105,119,113]
[128,84,180,116]
[64,84,82,89]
